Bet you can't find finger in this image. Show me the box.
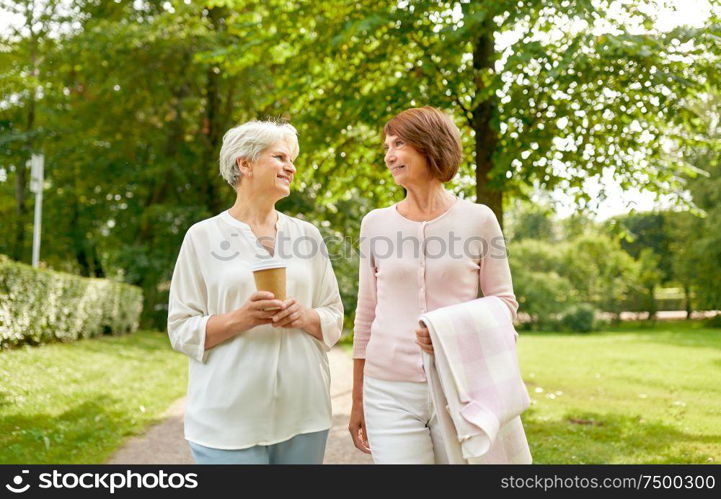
[415,334,431,345]
[359,427,371,453]
[271,307,294,323]
[254,299,284,310]
[416,340,434,353]
[251,291,275,301]
[350,429,369,453]
[273,304,299,323]
[276,312,302,328]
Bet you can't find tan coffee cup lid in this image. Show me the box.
[251,260,286,272]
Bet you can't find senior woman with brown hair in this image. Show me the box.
[348,107,519,464]
[167,120,343,464]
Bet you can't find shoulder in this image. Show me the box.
[360,205,395,230]
[456,198,495,218]
[181,213,226,249]
[454,199,503,236]
[185,213,222,237]
[456,199,499,224]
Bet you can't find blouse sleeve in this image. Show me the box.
[167,229,211,363]
[308,224,344,351]
[479,205,519,322]
[352,214,377,359]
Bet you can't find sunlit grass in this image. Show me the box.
[518,320,721,463]
[0,330,187,464]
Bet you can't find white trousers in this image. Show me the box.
[363,375,449,464]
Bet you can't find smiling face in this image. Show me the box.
[238,139,297,200]
[383,134,434,188]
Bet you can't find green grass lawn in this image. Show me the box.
[517,320,721,463]
[0,330,187,464]
[2,321,719,464]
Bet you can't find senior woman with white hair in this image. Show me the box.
[167,120,344,464]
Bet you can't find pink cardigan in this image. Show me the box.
[353,198,519,382]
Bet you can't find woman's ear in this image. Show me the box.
[237,157,253,178]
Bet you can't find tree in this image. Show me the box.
[0,0,68,262]
[228,0,721,227]
[1,1,281,326]
[607,212,673,282]
[506,199,556,242]
[682,91,721,313]
[560,234,638,320]
[636,247,663,320]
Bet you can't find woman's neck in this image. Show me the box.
[228,188,277,226]
[401,182,454,216]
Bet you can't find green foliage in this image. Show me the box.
[608,212,673,282]
[1,0,720,330]
[0,254,142,348]
[705,314,721,328]
[510,234,641,327]
[560,303,597,333]
[510,240,575,328]
[560,234,639,317]
[507,200,557,242]
[513,270,574,330]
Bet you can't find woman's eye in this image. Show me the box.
[395,141,403,147]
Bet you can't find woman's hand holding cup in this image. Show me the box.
[235,291,285,331]
[271,298,309,330]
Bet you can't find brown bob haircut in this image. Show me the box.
[383,106,462,182]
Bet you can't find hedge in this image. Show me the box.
[0,254,143,348]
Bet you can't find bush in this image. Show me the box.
[0,254,143,348]
[705,314,721,328]
[511,267,575,330]
[561,303,596,333]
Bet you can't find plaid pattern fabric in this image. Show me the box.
[420,296,532,464]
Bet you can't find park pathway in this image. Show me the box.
[107,347,372,465]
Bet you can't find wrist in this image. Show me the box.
[228,309,248,333]
[302,308,320,335]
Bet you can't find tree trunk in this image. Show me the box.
[13,144,29,262]
[14,54,36,262]
[14,4,40,263]
[69,178,92,276]
[647,285,657,321]
[470,24,504,229]
[90,243,105,278]
[203,6,228,216]
[683,283,692,320]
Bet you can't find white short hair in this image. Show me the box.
[218,120,299,188]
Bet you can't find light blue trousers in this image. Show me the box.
[188,429,329,465]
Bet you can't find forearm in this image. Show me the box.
[204,311,244,350]
[302,308,323,341]
[352,358,365,404]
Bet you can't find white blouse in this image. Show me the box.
[167,209,344,449]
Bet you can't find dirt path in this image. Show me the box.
[107,346,372,464]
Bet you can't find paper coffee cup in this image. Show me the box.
[251,261,286,310]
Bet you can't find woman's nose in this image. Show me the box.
[385,150,395,165]
[285,162,296,174]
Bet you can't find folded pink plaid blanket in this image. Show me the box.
[420,296,532,464]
